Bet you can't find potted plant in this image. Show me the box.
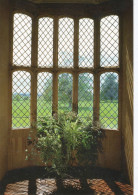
[26,111,105,189]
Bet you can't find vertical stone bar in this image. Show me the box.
[31,73,37,127]
[53,17,58,69]
[8,11,13,131]
[118,15,122,132]
[72,72,78,113]
[30,17,38,127]
[73,18,79,112]
[93,18,100,123]
[52,17,58,114]
[52,72,58,115]
[0,0,10,179]
[93,74,100,123]
[74,18,79,69]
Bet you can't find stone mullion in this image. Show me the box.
[9,12,14,130]
[52,72,58,115]
[52,17,59,114]
[72,18,79,113]
[118,15,122,131]
[53,17,58,68]
[30,73,37,128]
[93,74,100,123]
[72,72,78,113]
[93,18,100,123]
[74,18,79,69]
[30,17,38,127]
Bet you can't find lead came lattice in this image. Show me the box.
[100,15,119,67]
[38,18,53,67]
[58,18,74,68]
[37,72,53,121]
[11,13,120,131]
[78,73,94,121]
[58,73,73,112]
[13,13,32,66]
[100,72,118,129]
[12,71,31,128]
[79,18,94,68]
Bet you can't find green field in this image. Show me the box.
[12,100,118,129]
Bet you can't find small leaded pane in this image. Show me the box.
[38,17,53,67]
[79,18,94,68]
[58,18,74,68]
[78,73,94,120]
[12,71,31,128]
[100,72,118,129]
[58,73,73,112]
[13,13,32,66]
[37,72,53,121]
[100,15,119,67]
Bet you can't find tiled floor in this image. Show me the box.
[0,167,133,195]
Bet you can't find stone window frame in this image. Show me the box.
[9,3,122,131]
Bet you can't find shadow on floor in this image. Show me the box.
[0,166,133,195]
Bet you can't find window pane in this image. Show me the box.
[58,18,74,68]
[37,72,53,121]
[100,72,118,129]
[13,13,32,66]
[38,17,53,67]
[12,71,31,128]
[58,73,73,112]
[78,73,94,120]
[100,15,119,67]
[79,18,94,68]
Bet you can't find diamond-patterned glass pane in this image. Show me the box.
[12,71,31,128]
[58,18,74,68]
[13,13,32,66]
[79,18,94,68]
[58,73,73,112]
[38,18,53,67]
[78,73,94,120]
[100,15,119,67]
[37,72,53,121]
[100,72,118,129]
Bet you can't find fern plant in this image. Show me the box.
[26,111,104,178]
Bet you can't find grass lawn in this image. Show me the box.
[12,100,118,129]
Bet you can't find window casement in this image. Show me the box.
[100,15,119,67]
[58,18,74,68]
[13,13,32,66]
[12,71,31,128]
[37,72,53,121]
[11,12,119,130]
[58,73,73,112]
[38,17,54,68]
[79,18,94,68]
